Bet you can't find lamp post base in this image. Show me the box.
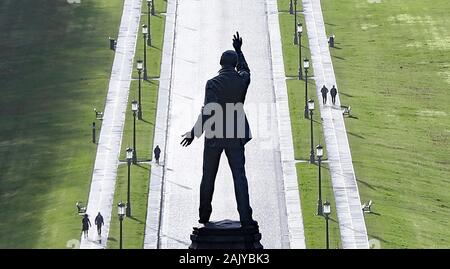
[138,110,143,120]
[294,34,298,45]
[309,152,315,164]
[126,204,132,217]
[317,199,323,216]
[132,151,138,164]
[304,106,309,119]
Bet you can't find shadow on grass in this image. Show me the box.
[140,118,154,125]
[325,22,338,27]
[356,177,377,191]
[348,131,365,139]
[136,164,150,171]
[339,92,354,98]
[332,55,346,61]
[128,216,145,225]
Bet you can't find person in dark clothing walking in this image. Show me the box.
[82,214,91,239]
[180,32,257,227]
[95,212,104,236]
[321,85,329,105]
[330,85,337,105]
[154,145,161,165]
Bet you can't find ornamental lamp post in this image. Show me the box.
[142,24,149,80]
[297,23,303,80]
[136,60,143,120]
[148,0,155,16]
[126,147,133,217]
[316,144,324,215]
[308,99,315,164]
[146,0,153,46]
[323,200,331,249]
[117,201,126,249]
[304,58,310,118]
[293,0,298,45]
[131,100,139,164]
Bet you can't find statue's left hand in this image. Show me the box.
[180,132,194,147]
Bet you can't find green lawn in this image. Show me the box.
[320,0,450,248]
[107,0,167,249]
[0,0,123,248]
[278,0,342,248]
[279,0,450,248]
[107,163,151,249]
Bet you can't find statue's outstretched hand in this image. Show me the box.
[233,31,242,53]
[180,131,194,147]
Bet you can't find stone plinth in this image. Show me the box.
[189,219,263,249]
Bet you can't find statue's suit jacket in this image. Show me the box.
[191,51,251,148]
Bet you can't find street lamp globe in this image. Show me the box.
[126,147,133,161]
[323,201,331,217]
[131,100,139,112]
[303,58,310,70]
[297,23,303,35]
[316,144,323,158]
[142,24,148,35]
[308,99,315,111]
[137,60,143,71]
[117,201,126,219]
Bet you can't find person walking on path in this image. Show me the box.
[321,85,328,105]
[154,145,161,165]
[82,214,91,239]
[95,212,104,236]
[330,85,337,105]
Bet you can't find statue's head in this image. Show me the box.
[220,50,238,68]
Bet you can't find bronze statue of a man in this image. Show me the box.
[181,32,257,227]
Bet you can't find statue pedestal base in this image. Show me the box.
[189,219,263,249]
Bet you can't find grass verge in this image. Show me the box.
[277,0,342,248]
[321,0,450,248]
[107,0,167,249]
